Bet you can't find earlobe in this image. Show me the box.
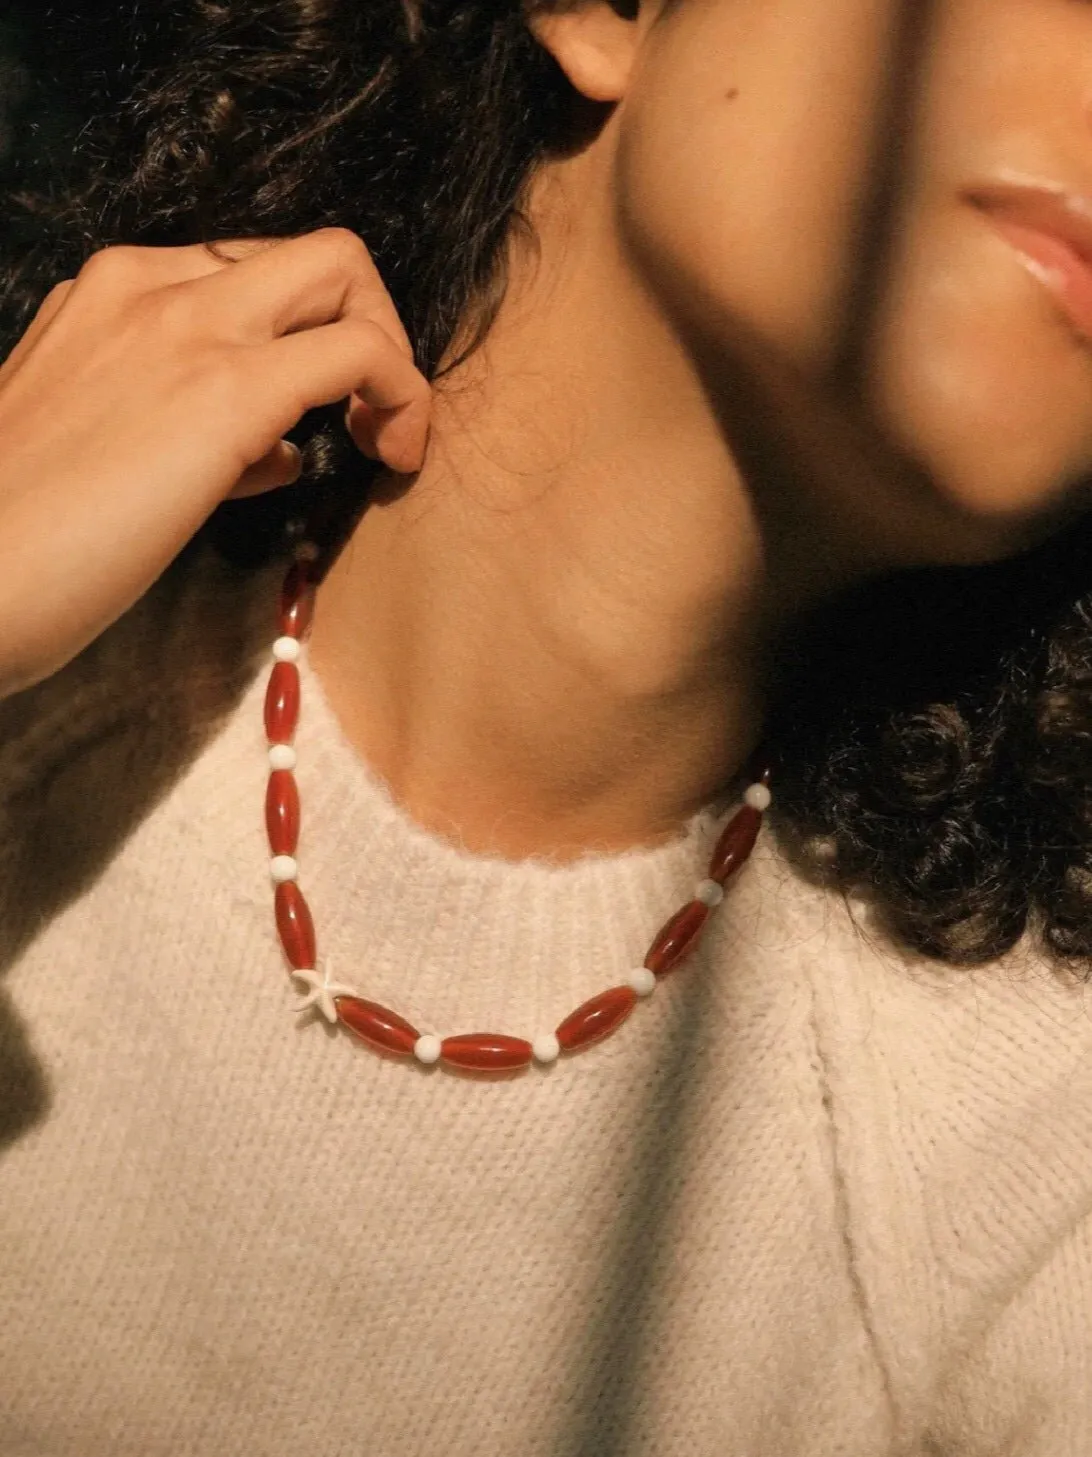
[528,1,642,104]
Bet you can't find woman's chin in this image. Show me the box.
[869,342,1092,561]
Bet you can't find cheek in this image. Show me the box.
[869,206,1092,520]
[614,0,900,369]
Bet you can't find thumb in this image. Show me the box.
[227,439,304,500]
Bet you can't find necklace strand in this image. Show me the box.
[263,542,772,1073]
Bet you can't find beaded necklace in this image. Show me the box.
[262,541,772,1073]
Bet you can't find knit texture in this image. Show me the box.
[1,541,1091,1455]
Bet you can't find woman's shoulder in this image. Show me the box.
[0,538,278,958]
[777,852,1092,1408]
[710,841,1092,1429]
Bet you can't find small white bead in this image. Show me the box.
[269,744,297,771]
[414,1033,442,1065]
[294,541,320,563]
[532,1033,560,1064]
[270,855,298,883]
[627,966,657,997]
[695,878,724,908]
[272,636,301,662]
[744,782,772,812]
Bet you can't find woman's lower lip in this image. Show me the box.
[985,213,1092,343]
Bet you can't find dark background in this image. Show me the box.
[0,4,134,189]
[0,14,32,169]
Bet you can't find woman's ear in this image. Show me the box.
[527,0,644,104]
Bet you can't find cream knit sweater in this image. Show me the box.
[1,540,1091,1456]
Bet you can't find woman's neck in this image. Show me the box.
[305,148,848,861]
[306,491,767,862]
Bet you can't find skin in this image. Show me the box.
[307,0,1092,860]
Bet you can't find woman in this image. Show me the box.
[2,0,1092,1450]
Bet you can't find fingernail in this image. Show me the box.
[283,441,303,482]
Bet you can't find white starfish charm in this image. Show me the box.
[291,958,360,1024]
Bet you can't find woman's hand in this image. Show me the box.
[0,228,431,697]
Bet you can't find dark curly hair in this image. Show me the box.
[4,0,1092,972]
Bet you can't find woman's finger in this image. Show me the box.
[345,396,383,459]
[185,228,416,355]
[248,315,431,472]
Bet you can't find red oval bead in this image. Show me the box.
[440,1033,533,1071]
[644,899,710,977]
[265,770,300,855]
[337,997,420,1056]
[275,880,316,969]
[556,985,637,1052]
[708,804,762,884]
[264,661,300,742]
[279,562,315,639]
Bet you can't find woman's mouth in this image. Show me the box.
[964,181,1092,344]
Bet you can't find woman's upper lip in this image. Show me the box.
[963,181,1092,263]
